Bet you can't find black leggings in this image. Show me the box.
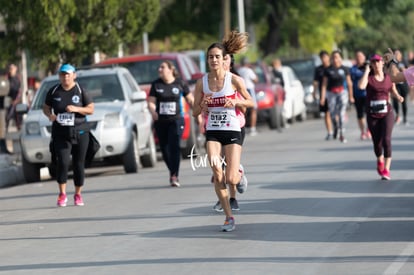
[393,83,408,121]
[367,110,394,158]
[53,132,89,186]
[154,118,184,177]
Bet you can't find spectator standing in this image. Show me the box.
[6,63,22,132]
[271,58,285,88]
[313,50,333,140]
[350,50,370,140]
[238,57,259,136]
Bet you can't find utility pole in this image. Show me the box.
[237,0,245,33]
[223,0,231,38]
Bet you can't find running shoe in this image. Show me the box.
[230,198,240,211]
[333,127,338,140]
[74,194,84,206]
[221,217,235,232]
[325,134,333,140]
[339,135,347,143]
[236,164,248,194]
[213,201,223,212]
[377,161,384,176]
[381,169,391,180]
[57,193,67,207]
[170,176,180,187]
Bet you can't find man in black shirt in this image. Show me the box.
[313,50,333,140]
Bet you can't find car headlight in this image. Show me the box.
[304,85,314,95]
[104,112,124,128]
[256,91,266,101]
[25,122,40,135]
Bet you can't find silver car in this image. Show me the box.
[19,67,157,183]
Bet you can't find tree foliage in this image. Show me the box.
[257,0,365,57]
[341,0,414,56]
[0,0,160,71]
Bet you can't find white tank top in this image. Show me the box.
[203,72,241,132]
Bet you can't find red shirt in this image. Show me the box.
[366,74,392,118]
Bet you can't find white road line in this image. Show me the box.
[383,242,414,275]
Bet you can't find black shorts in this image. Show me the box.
[206,130,242,146]
[319,99,329,113]
[354,96,366,119]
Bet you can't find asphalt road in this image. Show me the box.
[1,108,414,275]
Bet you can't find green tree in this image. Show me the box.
[341,0,414,56]
[257,0,365,57]
[0,0,160,71]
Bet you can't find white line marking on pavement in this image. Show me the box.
[383,242,414,275]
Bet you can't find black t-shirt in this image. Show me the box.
[45,83,93,131]
[324,65,349,91]
[272,68,284,87]
[8,74,21,99]
[313,65,327,93]
[149,78,190,122]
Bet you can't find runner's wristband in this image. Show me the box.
[386,58,398,69]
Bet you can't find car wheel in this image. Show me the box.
[22,153,41,183]
[140,132,157,168]
[268,104,283,130]
[181,116,199,159]
[122,132,139,173]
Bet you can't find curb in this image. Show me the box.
[0,154,25,188]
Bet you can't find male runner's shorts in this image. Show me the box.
[206,130,242,146]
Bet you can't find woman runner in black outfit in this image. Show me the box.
[148,61,194,187]
[43,64,94,207]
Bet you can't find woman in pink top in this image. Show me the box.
[358,54,404,180]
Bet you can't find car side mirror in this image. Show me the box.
[131,90,147,102]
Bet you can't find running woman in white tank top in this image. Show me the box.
[193,31,254,232]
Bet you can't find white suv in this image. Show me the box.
[19,67,157,183]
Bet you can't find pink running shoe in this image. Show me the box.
[377,161,384,176]
[57,193,67,207]
[74,194,84,206]
[381,169,391,180]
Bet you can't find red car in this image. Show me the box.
[250,63,286,130]
[99,53,203,158]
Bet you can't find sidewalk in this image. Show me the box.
[0,153,24,188]
[0,127,25,188]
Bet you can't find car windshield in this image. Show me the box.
[252,66,266,83]
[118,59,179,85]
[283,60,315,84]
[31,74,124,110]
